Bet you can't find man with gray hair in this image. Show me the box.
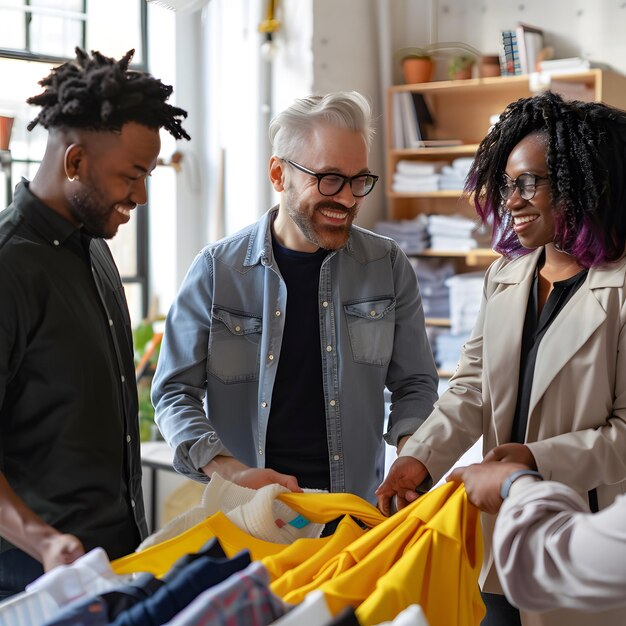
[153,91,437,503]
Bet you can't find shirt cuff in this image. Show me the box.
[507,474,544,498]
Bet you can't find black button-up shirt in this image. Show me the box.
[0,181,147,559]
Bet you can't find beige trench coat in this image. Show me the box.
[401,248,626,626]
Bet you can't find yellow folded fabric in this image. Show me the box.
[266,515,366,596]
[281,480,458,606]
[111,490,386,578]
[356,482,485,626]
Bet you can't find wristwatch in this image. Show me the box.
[499,469,544,499]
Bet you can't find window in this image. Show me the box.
[0,0,149,324]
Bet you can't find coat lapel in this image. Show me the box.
[528,257,626,419]
[484,249,542,444]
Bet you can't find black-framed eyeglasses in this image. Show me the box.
[283,159,379,198]
[499,172,550,202]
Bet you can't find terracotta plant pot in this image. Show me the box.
[401,58,434,84]
[0,116,14,151]
[451,65,474,80]
[479,55,501,78]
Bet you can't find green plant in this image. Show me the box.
[133,319,165,442]
[448,54,475,79]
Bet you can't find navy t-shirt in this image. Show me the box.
[265,237,330,490]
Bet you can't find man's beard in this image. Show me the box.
[69,180,117,239]
[285,190,358,251]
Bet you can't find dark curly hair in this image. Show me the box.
[27,47,190,141]
[465,91,626,267]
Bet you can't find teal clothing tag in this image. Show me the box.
[288,514,310,528]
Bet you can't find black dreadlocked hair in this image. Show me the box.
[27,47,190,140]
[465,91,626,267]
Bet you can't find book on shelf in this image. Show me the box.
[392,92,405,149]
[393,92,462,150]
[516,22,544,74]
[399,91,422,148]
[499,30,521,76]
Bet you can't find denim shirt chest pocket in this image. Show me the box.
[208,307,263,383]
[343,297,396,366]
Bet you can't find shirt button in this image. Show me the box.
[259,448,263,455]
[326,345,332,352]
[131,499,136,508]
[275,310,281,317]
[234,325,241,332]
[333,455,340,461]
[121,375,125,383]
[126,435,131,443]
[108,319,114,326]
[268,354,274,361]
[53,239,60,246]
[322,301,329,308]
[329,399,336,407]
[261,401,268,408]
[370,310,376,317]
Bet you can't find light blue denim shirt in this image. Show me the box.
[152,207,438,502]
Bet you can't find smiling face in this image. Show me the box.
[270,123,370,252]
[67,122,161,239]
[503,132,556,250]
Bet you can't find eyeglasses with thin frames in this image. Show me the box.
[499,172,550,202]
[282,159,379,198]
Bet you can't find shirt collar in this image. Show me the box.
[13,179,81,247]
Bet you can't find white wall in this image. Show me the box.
[153,0,626,311]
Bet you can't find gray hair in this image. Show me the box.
[269,91,375,160]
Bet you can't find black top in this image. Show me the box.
[265,237,330,490]
[0,181,147,559]
[510,262,588,444]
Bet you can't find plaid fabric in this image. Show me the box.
[164,562,287,626]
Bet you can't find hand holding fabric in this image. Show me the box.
[202,456,302,492]
[447,461,530,514]
[375,456,429,515]
[40,533,85,571]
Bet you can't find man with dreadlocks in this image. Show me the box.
[377,92,626,626]
[0,48,189,597]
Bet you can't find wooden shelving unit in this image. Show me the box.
[386,69,626,377]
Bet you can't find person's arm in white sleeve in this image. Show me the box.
[495,480,626,612]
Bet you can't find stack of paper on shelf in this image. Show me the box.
[409,257,455,320]
[434,331,471,373]
[428,214,479,251]
[446,272,485,335]
[374,214,430,254]
[438,157,473,191]
[391,159,445,193]
[538,57,591,74]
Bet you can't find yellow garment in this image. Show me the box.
[266,515,366,595]
[273,482,483,626]
[356,483,485,626]
[111,491,385,578]
[280,480,457,605]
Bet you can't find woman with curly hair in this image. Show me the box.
[377,91,626,626]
